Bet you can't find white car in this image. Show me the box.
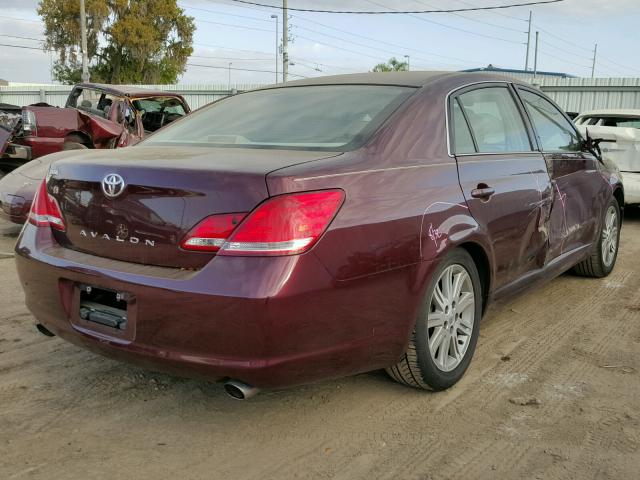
[574,109,640,205]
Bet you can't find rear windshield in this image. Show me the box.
[143,85,416,151]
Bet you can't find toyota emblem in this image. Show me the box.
[102,173,126,198]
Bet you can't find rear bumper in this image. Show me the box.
[621,171,640,205]
[15,225,428,389]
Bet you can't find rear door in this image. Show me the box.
[515,87,605,260]
[451,83,553,289]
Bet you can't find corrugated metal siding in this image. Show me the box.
[2,78,640,114]
[0,84,262,110]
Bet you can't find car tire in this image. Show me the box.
[386,248,482,391]
[573,198,621,278]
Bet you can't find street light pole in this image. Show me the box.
[524,11,532,71]
[533,31,539,78]
[79,0,89,82]
[282,0,288,83]
[271,14,279,84]
[228,62,232,91]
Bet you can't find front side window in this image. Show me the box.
[144,85,416,151]
[518,89,580,152]
[456,87,532,153]
[67,88,122,119]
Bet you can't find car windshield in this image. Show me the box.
[143,85,416,151]
[577,116,640,129]
[132,97,186,116]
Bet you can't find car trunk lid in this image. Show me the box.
[48,146,340,268]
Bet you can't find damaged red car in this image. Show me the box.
[0,83,189,223]
[15,72,623,399]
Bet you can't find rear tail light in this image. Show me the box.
[180,190,345,256]
[180,213,247,252]
[21,109,37,135]
[28,179,66,231]
[222,189,344,256]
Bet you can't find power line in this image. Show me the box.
[414,0,527,33]
[187,62,307,78]
[225,0,565,14]
[196,1,491,66]
[365,0,524,44]
[0,43,48,52]
[190,54,272,61]
[453,0,529,21]
[0,34,43,42]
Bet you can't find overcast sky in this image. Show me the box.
[1,0,639,85]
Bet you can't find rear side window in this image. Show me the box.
[451,99,476,154]
[518,89,580,152]
[457,87,532,153]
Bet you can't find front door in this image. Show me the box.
[516,87,606,260]
[451,84,553,290]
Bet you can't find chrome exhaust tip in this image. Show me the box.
[223,380,260,400]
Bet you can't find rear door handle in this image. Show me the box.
[471,186,495,199]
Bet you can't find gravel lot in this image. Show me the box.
[1,210,639,480]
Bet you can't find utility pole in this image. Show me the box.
[79,0,89,82]
[524,11,532,71]
[533,31,539,78]
[591,43,598,78]
[271,14,279,83]
[228,62,232,91]
[404,55,410,71]
[282,0,288,83]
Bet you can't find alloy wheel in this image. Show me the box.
[601,205,619,268]
[427,264,476,372]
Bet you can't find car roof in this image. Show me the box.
[267,71,530,89]
[577,109,640,118]
[74,83,181,98]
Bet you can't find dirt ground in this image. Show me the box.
[1,210,639,480]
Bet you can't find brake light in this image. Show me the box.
[21,109,37,136]
[220,189,344,256]
[28,179,66,231]
[180,213,247,252]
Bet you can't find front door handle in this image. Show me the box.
[471,186,495,199]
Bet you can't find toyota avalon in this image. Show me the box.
[14,72,623,399]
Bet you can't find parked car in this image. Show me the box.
[574,109,640,205]
[14,72,623,399]
[0,83,190,223]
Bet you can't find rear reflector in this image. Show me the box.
[28,179,66,231]
[180,213,247,252]
[220,189,344,256]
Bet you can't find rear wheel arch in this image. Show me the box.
[64,131,93,148]
[457,241,491,313]
[613,186,624,212]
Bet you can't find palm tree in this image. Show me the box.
[372,57,409,72]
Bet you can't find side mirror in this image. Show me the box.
[581,127,604,160]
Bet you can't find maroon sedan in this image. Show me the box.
[15,72,623,399]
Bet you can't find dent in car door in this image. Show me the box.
[516,87,606,260]
[451,84,553,289]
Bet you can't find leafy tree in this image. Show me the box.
[38,0,195,84]
[372,57,409,72]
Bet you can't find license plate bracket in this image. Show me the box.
[78,284,130,331]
